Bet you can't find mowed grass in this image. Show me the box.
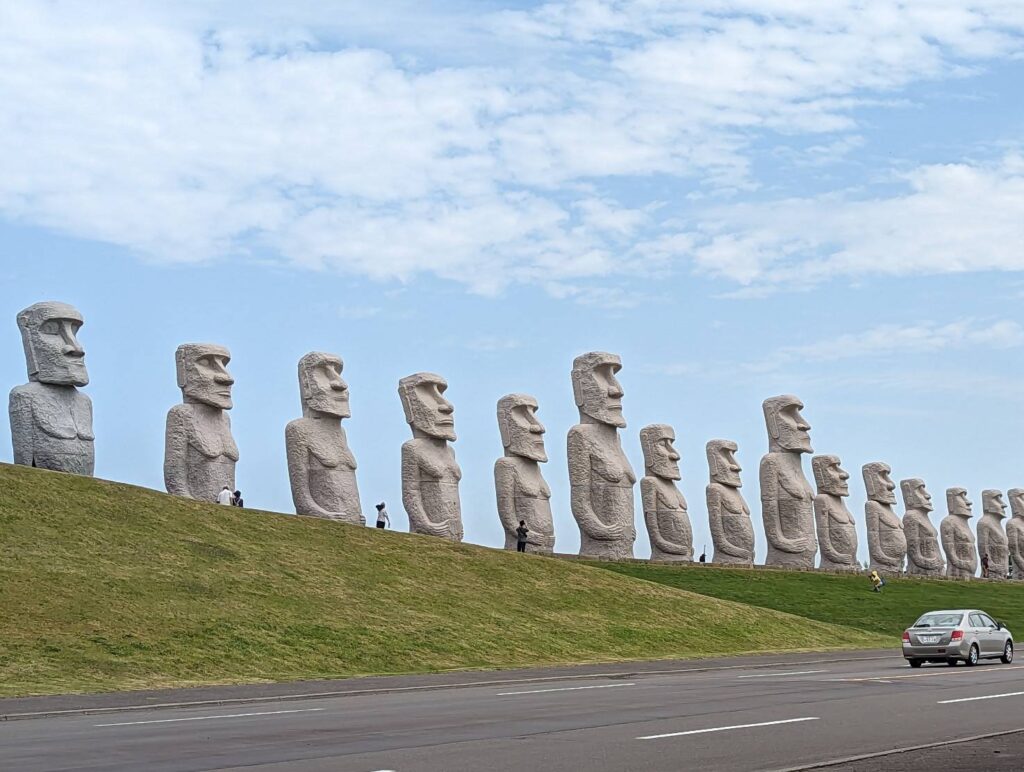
[0,463,886,697]
[595,561,1024,638]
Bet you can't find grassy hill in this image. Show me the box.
[0,463,886,697]
[595,562,1024,638]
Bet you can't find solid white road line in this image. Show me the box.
[96,708,324,727]
[736,670,827,679]
[637,716,819,740]
[498,683,635,696]
[938,691,1024,704]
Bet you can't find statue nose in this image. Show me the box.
[63,345,84,357]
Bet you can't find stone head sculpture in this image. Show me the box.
[763,394,812,453]
[947,487,973,517]
[298,352,349,418]
[706,439,742,487]
[1010,489,1024,518]
[812,455,849,497]
[571,351,625,428]
[176,343,233,410]
[640,424,681,481]
[983,489,1007,519]
[399,372,455,441]
[901,478,933,512]
[863,462,897,504]
[17,301,88,387]
[497,393,546,462]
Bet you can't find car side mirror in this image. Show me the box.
[997,621,1004,630]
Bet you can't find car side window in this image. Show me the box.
[979,614,996,628]
[969,614,983,627]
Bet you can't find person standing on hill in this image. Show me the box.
[375,502,390,529]
[233,490,244,508]
[982,552,990,578]
[516,520,530,552]
[217,486,233,505]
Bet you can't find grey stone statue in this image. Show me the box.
[494,393,555,553]
[705,439,754,565]
[811,455,858,571]
[9,301,94,475]
[164,343,239,502]
[567,351,636,559]
[1006,489,1024,580]
[640,424,693,562]
[863,462,906,576]
[901,478,944,576]
[941,488,977,579]
[978,489,1009,580]
[285,352,364,524]
[760,395,817,568]
[399,372,463,541]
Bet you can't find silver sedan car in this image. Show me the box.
[902,609,1013,667]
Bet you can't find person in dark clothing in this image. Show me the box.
[982,553,990,578]
[232,490,244,508]
[516,520,529,553]
[698,546,707,563]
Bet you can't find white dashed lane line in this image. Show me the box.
[498,683,635,696]
[96,708,324,727]
[736,670,828,679]
[637,716,819,740]
[938,691,1024,704]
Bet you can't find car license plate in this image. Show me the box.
[919,635,940,644]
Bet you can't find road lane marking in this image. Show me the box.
[938,690,1024,704]
[736,670,827,679]
[96,708,324,727]
[637,716,819,740]
[498,683,635,696]
[834,664,1024,682]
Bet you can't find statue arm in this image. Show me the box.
[401,443,447,537]
[759,457,806,553]
[1008,527,1024,567]
[163,407,192,497]
[943,522,974,571]
[285,423,333,518]
[8,388,34,466]
[707,485,752,559]
[814,497,843,564]
[494,458,518,541]
[568,430,621,541]
[642,478,685,555]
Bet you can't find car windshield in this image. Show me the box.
[913,613,963,628]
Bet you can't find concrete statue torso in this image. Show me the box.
[977,490,1009,580]
[760,395,817,569]
[400,372,463,541]
[941,488,977,578]
[285,352,363,524]
[494,394,554,552]
[863,462,906,575]
[9,301,94,476]
[567,352,636,559]
[901,478,944,576]
[1007,489,1024,580]
[164,343,238,502]
[705,439,754,565]
[811,455,858,571]
[640,424,693,562]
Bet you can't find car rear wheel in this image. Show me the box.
[1002,641,1013,664]
[965,644,980,666]
[908,659,923,668]
[946,658,958,666]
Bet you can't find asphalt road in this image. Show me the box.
[5,650,1024,771]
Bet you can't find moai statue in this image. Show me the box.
[811,455,858,571]
[941,488,977,579]
[640,424,693,562]
[901,478,944,577]
[1006,489,1024,580]
[705,439,754,565]
[760,395,817,568]
[399,372,463,541]
[863,462,906,576]
[567,351,636,559]
[164,344,238,502]
[285,352,364,524]
[978,489,1009,580]
[9,302,94,475]
[494,393,555,553]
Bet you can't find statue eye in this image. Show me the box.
[40,321,60,334]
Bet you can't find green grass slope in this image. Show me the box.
[595,562,1024,638]
[0,463,885,697]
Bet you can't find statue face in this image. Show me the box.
[763,395,812,453]
[707,439,742,488]
[863,462,897,504]
[497,394,546,462]
[947,487,973,518]
[572,352,625,428]
[983,489,1007,519]
[812,455,848,497]
[176,344,234,410]
[900,478,933,512]
[1009,489,1024,518]
[299,353,349,418]
[641,424,680,481]
[17,301,88,387]
[399,372,455,441]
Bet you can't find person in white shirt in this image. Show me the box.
[375,502,390,529]
[217,486,234,505]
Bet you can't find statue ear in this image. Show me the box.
[398,381,416,425]
[571,369,585,408]
[175,347,188,389]
[17,312,38,376]
[497,403,512,448]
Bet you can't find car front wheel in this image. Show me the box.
[1002,641,1013,664]
[908,659,923,668]
[965,644,980,666]
[946,658,958,666]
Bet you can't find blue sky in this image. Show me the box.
[2,1,1024,562]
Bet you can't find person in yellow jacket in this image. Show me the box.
[870,570,885,592]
